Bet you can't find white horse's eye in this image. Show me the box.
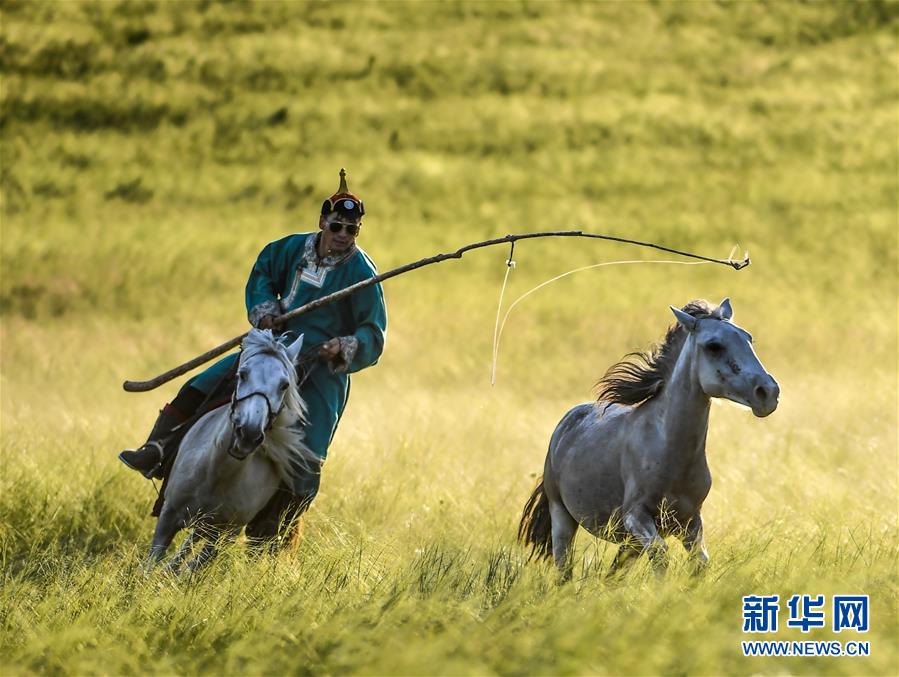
[704,342,725,354]
[279,381,289,391]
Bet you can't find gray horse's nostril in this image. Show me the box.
[755,377,780,404]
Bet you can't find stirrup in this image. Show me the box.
[139,440,165,479]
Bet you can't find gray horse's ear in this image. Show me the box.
[716,298,734,321]
[285,334,304,363]
[670,306,698,332]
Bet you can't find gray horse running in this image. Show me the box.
[147,329,320,572]
[519,299,779,575]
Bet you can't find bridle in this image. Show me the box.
[227,389,281,460]
[226,345,321,460]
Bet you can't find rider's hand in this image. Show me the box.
[259,315,278,330]
[319,338,341,359]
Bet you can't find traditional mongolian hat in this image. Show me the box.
[321,168,365,219]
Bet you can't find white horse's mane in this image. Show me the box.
[239,329,319,484]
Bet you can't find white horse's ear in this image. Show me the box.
[285,333,304,363]
[716,298,734,321]
[670,306,698,332]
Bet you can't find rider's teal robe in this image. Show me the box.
[188,232,387,480]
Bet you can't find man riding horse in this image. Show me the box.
[119,169,387,545]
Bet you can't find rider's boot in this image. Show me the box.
[118,404,185,479]
[119,386,205,479]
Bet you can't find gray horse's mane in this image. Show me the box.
[595,300,717,408]
[239,329,318,482]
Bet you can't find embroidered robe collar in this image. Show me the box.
[305,232,357,268]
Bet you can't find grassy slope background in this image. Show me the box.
[1,1,896,674]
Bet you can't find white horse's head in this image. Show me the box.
[230,329,305,458]
[671,298,780,417]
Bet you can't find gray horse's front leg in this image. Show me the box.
[622,505,668,570]
[608,543,642,576]
[681,513,709,572]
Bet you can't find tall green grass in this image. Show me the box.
[1,1,896,674]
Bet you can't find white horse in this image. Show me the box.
[147,329,319,572]
[519,299,779,576]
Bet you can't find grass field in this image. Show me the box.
[1,1,897,674]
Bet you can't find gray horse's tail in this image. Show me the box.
[518,477,553,561]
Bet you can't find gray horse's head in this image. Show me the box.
[230,329,305,458]
[671,299,780,417]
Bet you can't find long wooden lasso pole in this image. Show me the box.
[123,230,749,392]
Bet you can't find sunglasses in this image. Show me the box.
[328,221,361,236]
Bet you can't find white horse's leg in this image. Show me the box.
[185,526,239,573]
[184,543,216,573]
[681,513,709,571]
[146,508,182,568]
[163,529,197,575]
[184,524,220,573]
[549,501,578,580]
[622,506,668,570]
